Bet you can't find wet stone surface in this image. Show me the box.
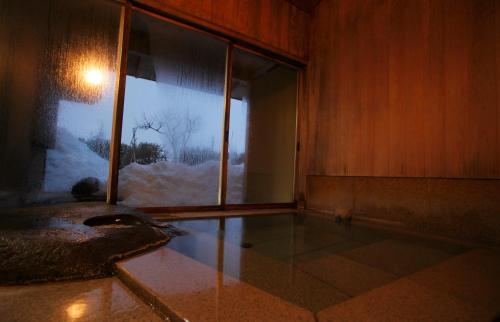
[0,202,171,285]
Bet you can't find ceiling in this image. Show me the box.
[285,0,322,13]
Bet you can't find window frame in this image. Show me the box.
[107,2,304,212]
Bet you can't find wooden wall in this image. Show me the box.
[306,0,500,179]
[134,0,310,61]
[302,0,500,244]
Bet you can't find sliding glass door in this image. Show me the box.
[117,10,227,207]
[116,9,299,208]
[227,49,298,204]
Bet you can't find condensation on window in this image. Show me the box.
[0,0,121,207]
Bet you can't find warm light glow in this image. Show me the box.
[66,301,87,319]
[83,68,104,86]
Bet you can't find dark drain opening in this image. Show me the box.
[240,242,253,248]
[83,215,145,228]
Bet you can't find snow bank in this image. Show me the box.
[118,160,243,206]
[44,128,109,192]
[44,127,244,205]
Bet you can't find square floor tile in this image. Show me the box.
[409,249,500,315]
[390,233,469,255]
[334,224,393,244]
[250,232,346,260]
[339,239,452,276]
[223,242,351,312]
[317,278,494,322]
[298,254,398,296]
[117,247,316,322]
[289,239,367,264]
[168,230,350,313]
[322,239,367,254]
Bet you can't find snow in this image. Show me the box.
[44,127,244,205]
[44,128,109,192]
[118,161,243,206]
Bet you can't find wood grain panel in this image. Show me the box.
[497,0,500,177]
[285,0,322,13]
[306,0,500,179]
[133,0,310,61]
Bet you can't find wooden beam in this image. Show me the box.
[137,203,297,213]
[107,3,132,204]
[131,0,308,66]
[219,44,233,206]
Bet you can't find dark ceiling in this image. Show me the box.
[286,0,322,13]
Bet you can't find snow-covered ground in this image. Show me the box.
[119,160,243,206]
[44,128,109,192]
[43,127,243,205]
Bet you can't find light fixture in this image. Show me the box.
[83,67,104,86]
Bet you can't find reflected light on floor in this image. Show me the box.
[66,301,87,319]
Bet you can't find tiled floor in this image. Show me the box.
[2,212,500,322]
[0,278,164,322]
[408,249,500,315]
[118,246,315,321]
[339,239,453,276]
[161,214,500,321]
[317,278,492,322]
[297,254,398,296]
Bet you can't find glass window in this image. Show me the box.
[0,0,122,207]
[117,12,227,207]
[227,49,298,204]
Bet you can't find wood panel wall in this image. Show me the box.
[134,0,310,61]
[306,0,500,179]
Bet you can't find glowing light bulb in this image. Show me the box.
[83,68,104,86]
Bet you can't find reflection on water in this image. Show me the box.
[166,213,466,312]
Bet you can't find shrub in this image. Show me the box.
[82,137,110,160]
[119,142,168,168]
[180,147,220,166]
[134,142,168,165]
[83,136,168,169]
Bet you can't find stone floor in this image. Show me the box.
[1,213,500,321]
[0,278,164,322]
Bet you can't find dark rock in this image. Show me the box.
[0,202,171,285]
[71,177,101,201]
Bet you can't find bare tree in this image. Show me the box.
[135,110,200,163]
[130,115,163,163]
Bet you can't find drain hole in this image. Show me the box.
[240,242,253,248]
[83,215,145,228]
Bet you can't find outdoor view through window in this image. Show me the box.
[0,0,121,207]
[0,2,298,208]
[117,12,230,207]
